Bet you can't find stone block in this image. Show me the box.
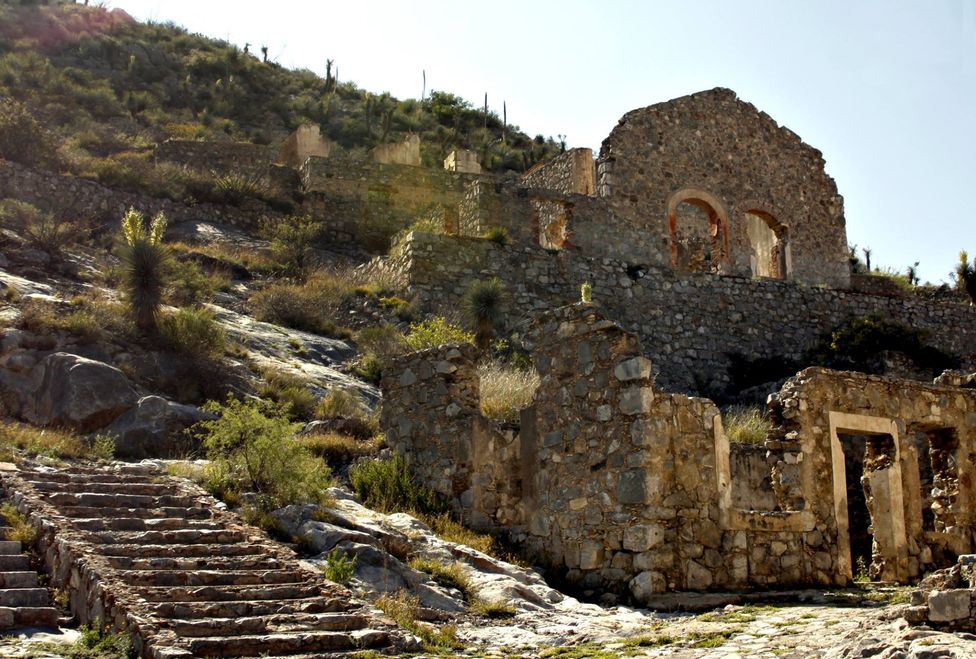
[622,524,665,552]
[927,589,971,622]
[617,470,647,504]
[686,560,713,590]
[629,570,666,601]
[619,387,654,415]
[579,541,604,570]
[614,357,653,382]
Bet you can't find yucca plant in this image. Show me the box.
[119,208,169,332]
[463,277,506,356]
[957,251,976,305]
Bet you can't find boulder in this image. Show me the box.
[22,353,138,432]
[105,395,213,459]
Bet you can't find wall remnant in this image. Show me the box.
[381,303,976,601]
[277,124,333,168]
[444,149,482,174]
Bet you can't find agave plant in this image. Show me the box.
[119,208,169,332]
[463,277,506,356]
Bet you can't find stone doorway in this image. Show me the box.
[829,412,908,583]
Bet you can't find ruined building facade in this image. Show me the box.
[381,304,976,599]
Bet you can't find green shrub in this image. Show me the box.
[195,397,333,510]
[159,307,226,359]
[483,226,509,246]
[349,455,440,515]
[353,325,408,382]
[957,250,976,304]
[375,591,460,652]
[166,258,228,306]
[722,406,770,444]
[803,315,959,376]
[404,317,473,352]
[74,622,136,659]
[477,360,540,423]
[322,547,357,584]
[409,558,472,598]
[0,199,82,258]
[0,98,52,166]
[260,214,324,281]
[258,368,316,421]
[119,208,169,332]
[249,275,354,340]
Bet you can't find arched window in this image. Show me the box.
[666,188,729,273]
[743,208,790,279]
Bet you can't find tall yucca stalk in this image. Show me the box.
[957,250,976,305]
[120,208,169,332]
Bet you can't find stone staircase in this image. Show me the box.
[1,463,410,658]
[0,530,60,630]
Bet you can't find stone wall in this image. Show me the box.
[597,88,850,287]
[371,134,421,166]
[444,150,481,174]
[385,232,976,394]
[522,148,595,195]
[301,156,484,249]
[277,124,332,168]
[0,160,275,230]
[154,139,276,179]
[380,305,976,601]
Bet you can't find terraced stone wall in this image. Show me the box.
[0,160,276,230]
[385,232,976,394]
[154,140,276,179]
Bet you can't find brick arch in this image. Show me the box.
[737,200,791,279]
[666,187,731,272]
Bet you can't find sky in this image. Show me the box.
[107,0,976,285]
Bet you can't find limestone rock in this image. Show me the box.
[105,395,214,459]
[22,352,138,432]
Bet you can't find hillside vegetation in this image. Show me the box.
[0,1,561,173]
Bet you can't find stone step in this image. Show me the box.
[0,555,30,571]
[99,543,265,558]
[43,492,199,509]
[134,582,323,603]
[27,480,183,496]
[163,612,370,638]
[20,471,162,485]
[0,589,49,608]
[85,529,248,545]
[107,555,288,572]
[0,606,60,629]
[185,629,391,657]
[150,596,350,620]
[71,518,223,532]
[0,541,22,556]
[0,572,38,588]
[58,506,213,520]
[119,569,307,588]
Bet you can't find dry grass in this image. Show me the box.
[0,502,37,546]
[418,511,496,556]
[375,591,459,651]
[0,420,89,462]
[478,360,540,423]
[722,405,771,444]
[408,558,473,598]
[299,431,382,467]
[16,295,132,343]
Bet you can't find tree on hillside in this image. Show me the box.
[956,251,976,305]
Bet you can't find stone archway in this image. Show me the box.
[740,206,790,279]
[666,188,730,273]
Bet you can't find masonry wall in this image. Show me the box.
[384,232,976,394]
[773,368,976,583]
[154,140,276,179]
[0,160,275,230]
[300,156,483,249]
[522,148,595,195]
[597,88,850,287]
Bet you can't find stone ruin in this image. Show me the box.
[381,303,976,600]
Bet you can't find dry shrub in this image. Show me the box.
[722,406,770,444]
[477,360,540,423]
[0,421,88,462]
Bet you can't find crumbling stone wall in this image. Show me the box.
[381,305,976,600]
[384,232,976,393]
[772,368,976,583]
[154,139,276,179]
[597,88,849,287]
[0,160,276,230]
[522,148,595,195]
[300,156,483,249]
[277,124,333,168]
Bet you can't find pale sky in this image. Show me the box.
[107,0,976,285]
